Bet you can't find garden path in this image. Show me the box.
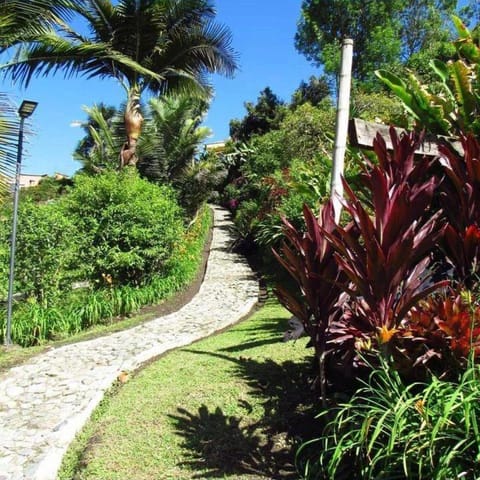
[0,206,259,480]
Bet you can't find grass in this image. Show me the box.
[59,299,319,480]
[0,206,213,371]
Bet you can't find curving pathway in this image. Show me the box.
[0,206,259,480]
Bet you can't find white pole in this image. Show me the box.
[331,38,353,222]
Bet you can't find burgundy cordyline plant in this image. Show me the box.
[321,129,447,377]
[275,127,449,395]
[273,202,349,405]
[439,134,480,288]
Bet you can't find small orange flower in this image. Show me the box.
[377,325,398,344]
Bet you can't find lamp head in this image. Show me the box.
[18,100,38,119]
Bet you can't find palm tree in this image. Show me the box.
[1,0,238,167]
[73,103,123,173]
[138,94,211,183]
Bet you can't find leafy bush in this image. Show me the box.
[297,360,480,480]
[0,199,81,304]
[63,169,184,286]
[1,205,212,346]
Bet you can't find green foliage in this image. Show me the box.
[295,0,457,88]
[1,205,212,346]
[0,199,81,304]
[291,75,331,108]
[63,169,184,286]
[376,16,480,136]
[350,89,406,126]
[297,360,480,479]
[281,101,336,163]
[229,87,286,142]
[174,155,224,218]
[224,100,347,256]
[73,103,122,173]
[20,175,72,202]
[138,94,211,184]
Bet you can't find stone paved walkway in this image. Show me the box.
[0,206,259,480]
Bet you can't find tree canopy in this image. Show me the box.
[295,0,460,88]
[229,87,285,143]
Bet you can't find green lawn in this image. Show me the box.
[59,299,319,480]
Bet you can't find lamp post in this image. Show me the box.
[5,100,38,346]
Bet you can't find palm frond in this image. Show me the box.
[0,0,75,51]
[0,93,20,199]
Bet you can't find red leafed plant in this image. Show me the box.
[399,292,480,379]
[439,135,480,288]
[273,201,349,404]
[274,128,449,394]
[324,128,446,339]
[314,130,447,387]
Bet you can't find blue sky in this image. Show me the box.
[1,1,320,176]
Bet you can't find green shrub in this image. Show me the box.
[1,205,212,346]
[63,169,184,286]
[20,175,72,202]
[0,199,81,304]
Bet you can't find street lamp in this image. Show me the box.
[4,100,38,345]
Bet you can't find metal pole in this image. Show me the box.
[5,116,25,345]
[331,38,353,222]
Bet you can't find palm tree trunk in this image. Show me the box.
[119,87,143,168]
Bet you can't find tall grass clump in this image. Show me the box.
[296,358,480,480]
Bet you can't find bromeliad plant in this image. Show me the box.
[397,290,480,380]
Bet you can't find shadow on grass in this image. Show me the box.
[170,350,321,479]
[220,316,291,354]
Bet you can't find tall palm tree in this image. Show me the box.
[1,0,238,167]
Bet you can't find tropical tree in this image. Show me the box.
[138,94,211,183]
[229,87,286,142]
[295,0,457,88]
[1,0,238,168]
[73,103,122,174]
[290,74,331,109]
